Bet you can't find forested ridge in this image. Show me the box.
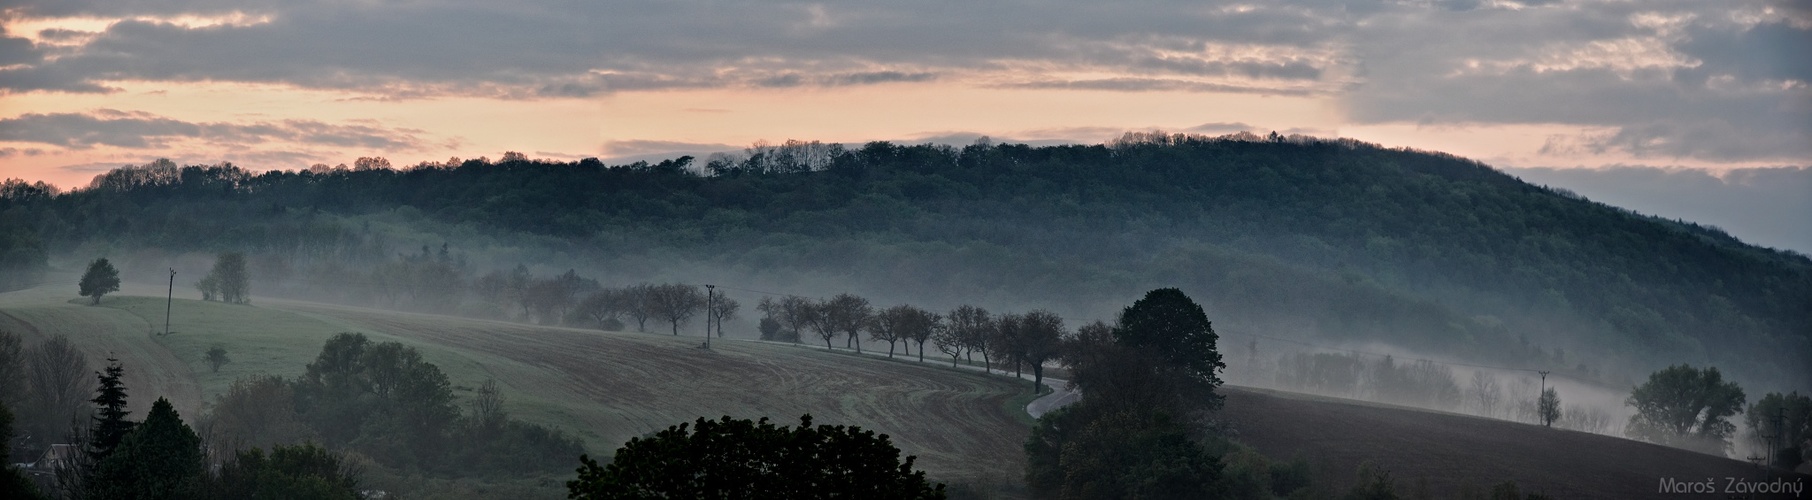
[1,133,1806,391]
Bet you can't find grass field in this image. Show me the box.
[0,284,1033,487]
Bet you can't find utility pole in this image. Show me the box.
[164,268,175,336]
[704,284,715,349]
[1538,370,1551,425]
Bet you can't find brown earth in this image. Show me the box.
[1221,386,1810,499]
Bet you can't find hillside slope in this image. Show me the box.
[4,135,1807,392]
[0,284,1032,484]
[1221,386,1810,499]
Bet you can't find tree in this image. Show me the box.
[202,443,362,500]
[195,275,220,301]
[202,375,313,455]
[804,299,840,349]
[946,305,993,372]
[932,319,965,368]
[0,401,48,500]
[777,295,817,343]
[578,289,627,330]
[1469,371,1502,418]
[1113,288,1225,397]
[619,284,656,332]
[79,258,120,305]
[1018,310,1064,393]
[710,294,739,338]
[88,357,134,463]
[647,283,705,335]
[205,345,231,373]
[0,331,23,409]
[211,252,251,304]
[905,308,940,362]
[1625,364,1746,455]
[867,305,913,358]
[1024,402,1224,499]
[822,293,873,352]
[89,398,205,500]
[991,313,1025,377]
[1537,388,1560,427]
[22,335,89,452]
[1744,391,1811,469]
[568,414,945,499]
[293,333,460,469]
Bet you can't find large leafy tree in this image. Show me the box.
[1113,288,1225,398]
[89,398,205,500]
[210,252,251,304]
[78,257,120,305]
[1625,364,1746,455]
[568,414,944,499]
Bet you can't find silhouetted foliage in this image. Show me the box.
[1744,391,1811,469]
[568,414,944,499]
[201,443,361,500]
[88,398,205,500]
[0,401,48,500]
[87,358,133,464]
[1625,364,1746,455]
[205,345,231,373]
[1537,388,1560,428]
[78,258,119,305]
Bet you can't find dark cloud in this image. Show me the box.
[0,110,427,150]
[1677,21,1812,84]
[1506,165,1812,253]
[1186,122,1258,134]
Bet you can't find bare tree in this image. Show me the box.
[1018,310,1065,392]
[867,305,913,358]
[0,330,24,408]
[25,335,91,449]
[804,299,839,349]
[578,289,627,330]
[200,375,312,456]
[991,313,1026,377]
[1469,371,1502,418]
[619,284,658,332]
[907,309,940,362]
[709,295,739,338]
[933,319,966,368]
[778,296,816,342]
[946,305,994,373]
[647,283,706,335]
[821,293,872,353]
[470,378,507,432]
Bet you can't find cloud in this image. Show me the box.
[1505,165,1812,253]
[0,110,429,150]
[600,140,741,162]
[0,0,1804,164]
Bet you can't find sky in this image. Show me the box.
[0,0,1807,248]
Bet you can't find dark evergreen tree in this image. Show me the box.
[0,401,48,500]
[78,258,120,305]
[89,398,204,500]
[87,358,134,463]
[1113,288,1225,399]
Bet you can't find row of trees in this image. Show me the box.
[752,295,1066,390]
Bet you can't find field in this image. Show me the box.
[1220,386,1811,499]
[0,283,1033,486]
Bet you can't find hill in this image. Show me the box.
[1,133,1806,393]
[0,284,1033,488]
[1220,385,1811,498]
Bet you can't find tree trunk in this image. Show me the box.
[1033,364,1044,393]
[853,333,861,354]
[887,340,895,358]
[918,342,925,362]
[981,352,990,374]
